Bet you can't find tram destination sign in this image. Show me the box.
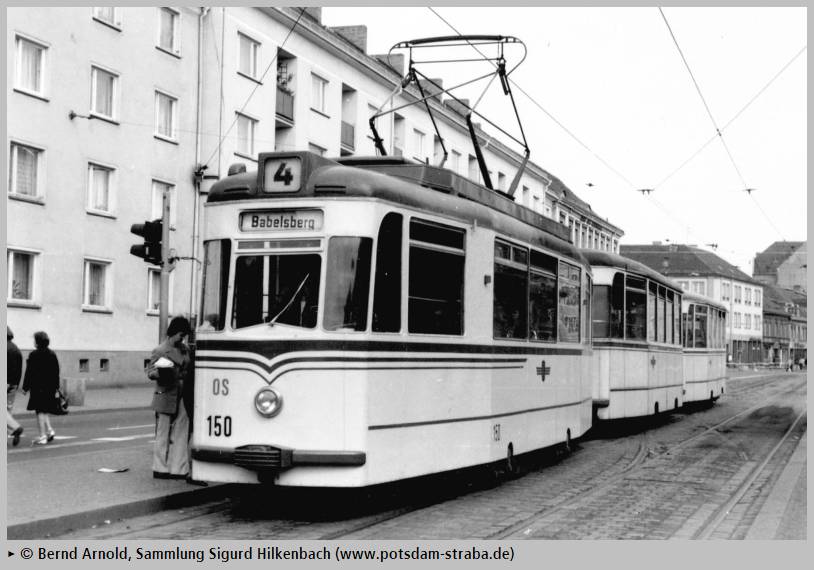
[240,209,324,232]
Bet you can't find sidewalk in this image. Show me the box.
[7,384,231,539]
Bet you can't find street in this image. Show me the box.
[13,370,803,540]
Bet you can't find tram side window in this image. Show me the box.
[558,261,581,343]
[682,305,694,348]
[666,290,675,344]
[529,250,557,341]
[657,286,666,343]
[372,213,402,333]
[583,273,592,343]
[694,305,708,348]
[674,293,682,345]
[494,241,529,339]
[625,276,647,341]
[408,219,465,335]
[591,285,610,338]
[232,253,321,329]
[199,239,231,331]
[324,237,373,332]
[647,281,657,342]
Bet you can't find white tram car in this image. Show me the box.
[191,152,594,487]
[582,250,685,420]
[680,291,727,404]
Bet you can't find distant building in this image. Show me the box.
[753,241,807,294]
[761,284,807,367]
[620,243,764,364]
[7,6,622,385]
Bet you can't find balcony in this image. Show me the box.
[340,121,355,151]
[275,86,294,125]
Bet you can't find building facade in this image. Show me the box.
[753,241,807,294]
[620,243,764,364]
[7,6,622,385]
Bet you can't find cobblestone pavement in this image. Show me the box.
[58,373,805,540]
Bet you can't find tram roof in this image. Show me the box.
[681,290,728,312]
[579,249,682,291]
[209,151,588,264]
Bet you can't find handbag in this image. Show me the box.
[54,388,69,415]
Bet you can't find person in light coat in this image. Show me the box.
[147,316,192,479]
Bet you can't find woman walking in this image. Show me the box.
[22,331,61,445]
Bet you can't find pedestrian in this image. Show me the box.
[147,316,192,481]
[7,327,24,447]
[21,331,60,445]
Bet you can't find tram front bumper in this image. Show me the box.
[191,445,366,472]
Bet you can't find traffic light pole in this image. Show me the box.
[159,187,171,342]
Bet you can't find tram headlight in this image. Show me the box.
[255,387,283,417]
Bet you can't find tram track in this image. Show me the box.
[57,373,805,540]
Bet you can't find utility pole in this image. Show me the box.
[159,186,171,341]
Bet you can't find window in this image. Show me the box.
[558,261,581,342]
[91,66,118,119]
[657,286,666,343]
[9,142,43,198]
[691,280,706,296]
[199,239,231,331]
[324,238,373,332]
[734,285,742,304]
[238,33,259,78]
[497,172,507,192]
[83,259,112,309]
[666,290,675,344]
[158,8,179,54]
[155,91,177,140]
[676,280,689,291]
[693,305,708,348]
[151,180,177,227]
[232,252,321,329]
[745,288,752,305]
[15,35,47,96]
[413,129,425,161]
[744,314,752,330]
[372,213,402,333]
[450,150,461,174]
[7,249,38,303]
[87,163,114,213]
[408,219,465,335]
[682,305,694,348]
[529,250,558,341]
[625,276,647,340]
[311,73,328,114]
[734,312,741,328]
[755,289,761,307]
[494,240,529,339]
[235,113,257,157]
[93,7,121,27]
[721,282,730,301]
[648,282,657,342]
[147,269,161,313]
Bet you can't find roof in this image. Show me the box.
[580,249,682,292]
[619,244,761,285]
[762,283,807,318]
[753,241,805,276]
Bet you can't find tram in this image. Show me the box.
[582,250,685,420]
[190,151,594,487]
[680,291,727,404]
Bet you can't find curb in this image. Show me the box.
[8,484,238,539]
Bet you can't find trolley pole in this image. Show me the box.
[159,187,171,341]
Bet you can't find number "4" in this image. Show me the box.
[273,162,293,186]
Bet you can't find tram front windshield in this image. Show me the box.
[232,253,321,329]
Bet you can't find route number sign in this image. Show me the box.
[263,157,302,193]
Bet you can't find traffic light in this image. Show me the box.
[130,219,163,265]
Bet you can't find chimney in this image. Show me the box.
[329,25,367,52]
[444,98,471,117]
[300,7,321,24]
[373,53,405,75]
[417,78,443,101]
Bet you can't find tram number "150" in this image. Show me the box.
[206,415,232,437]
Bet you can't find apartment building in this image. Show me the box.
[7,7,622,385]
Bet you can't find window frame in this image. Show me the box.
[237,32,260,80]
[154,89,179,141]
[90,64,119,121]
[147,267,173,315]
[86,161,116,216]
[14,33,48,99]
[157,7,181,56]
[7,247,41,307]
[310,72,329,115]
[82,257,114,312]
[8,140,46,201]
[234,112,258,159]
[151,179,178,228]
[92,7,122,30]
